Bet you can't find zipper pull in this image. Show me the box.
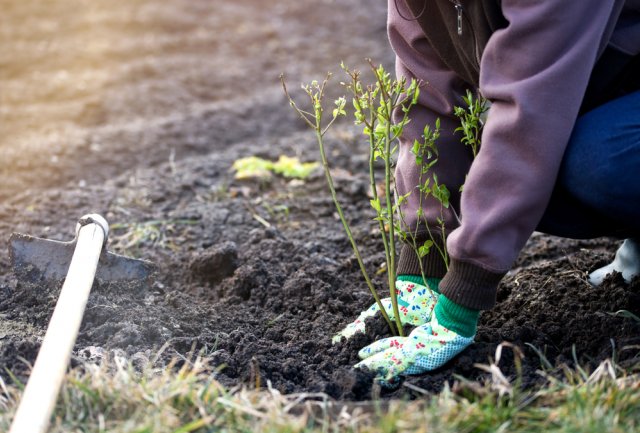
[455,4,463,36]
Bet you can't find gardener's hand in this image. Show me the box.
[332,278,439,344]
[354,314,474,387]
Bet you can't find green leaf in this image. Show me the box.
[418,240,434,258]
[412,139,421,155]
[370,198,382,213]
[391,124,402,138]
[433,183,450,208]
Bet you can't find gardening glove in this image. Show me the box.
[354,296,477,387]
[589,238,640,286]
[332,276,440,344]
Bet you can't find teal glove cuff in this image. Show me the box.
[434,295,479,338]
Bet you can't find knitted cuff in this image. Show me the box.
[397,242,448,279]
[434,295,479,338]
[439,258,506,310]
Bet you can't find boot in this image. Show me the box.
[589,238,640,286]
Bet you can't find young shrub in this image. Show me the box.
[282,64,487,337]
[341,61,422,336]
[281,72,396,334]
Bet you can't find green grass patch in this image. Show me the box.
[232,156,319,180]
[1,353,640,432]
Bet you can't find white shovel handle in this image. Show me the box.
[9,215,109,433]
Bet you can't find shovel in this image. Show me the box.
[7,214,154,433]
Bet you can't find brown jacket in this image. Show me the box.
[391,0,640,309]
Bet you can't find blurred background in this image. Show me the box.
[0,0,391,201]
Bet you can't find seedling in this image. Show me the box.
[454,89,489,159]
[282,63,486,337]
[342,61,422,336]
[401,118,451,271]
[283,63,428,336]
[282,71,395,334]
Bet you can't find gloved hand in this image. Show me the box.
[332,278,439,344]
[354,313,474,387]
[589,238,640,286]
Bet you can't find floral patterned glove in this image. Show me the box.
[354,313,474,387]
[332,278,439,344]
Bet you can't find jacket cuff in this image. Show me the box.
[396,242,448,279]
[439,259,506,310]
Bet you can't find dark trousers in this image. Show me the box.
[538,90,640,239]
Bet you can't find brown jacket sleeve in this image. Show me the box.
[389,0,476,279]
[390,0,626,309]
[442,0,622,309]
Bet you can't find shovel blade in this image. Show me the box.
[9,232,155,285]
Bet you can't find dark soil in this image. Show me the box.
[1,0,639,401]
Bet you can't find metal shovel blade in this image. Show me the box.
[9,232,155,285]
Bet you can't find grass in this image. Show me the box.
[109,219,200,256]
[1,352,640,432]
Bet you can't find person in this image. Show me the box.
[333,0,640,386]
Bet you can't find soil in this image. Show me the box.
[1,0,639,401]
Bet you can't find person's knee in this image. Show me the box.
[557,123,606,207]
[559,97,640,215]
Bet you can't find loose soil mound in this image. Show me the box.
[1,0,639,401]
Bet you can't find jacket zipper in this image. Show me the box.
[447,0,482,68]
[448,0,464,35]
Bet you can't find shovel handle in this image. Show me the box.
[9,215,108,433]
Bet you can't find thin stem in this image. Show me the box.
[282,73,394,332]
[314,126,394,333]
[440,209,449,269]
[397,198,430,292]
[349,66,400,336]
[414,186,434,284]
[376,70,403,337]
[363,95,396,335]
[321,115,340,137]
[296,108,316,118]
[280,77,316,130]
[385,122,402,336]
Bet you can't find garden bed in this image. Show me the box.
[1,0,639,404]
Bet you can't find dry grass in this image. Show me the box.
[1,349,640,433]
